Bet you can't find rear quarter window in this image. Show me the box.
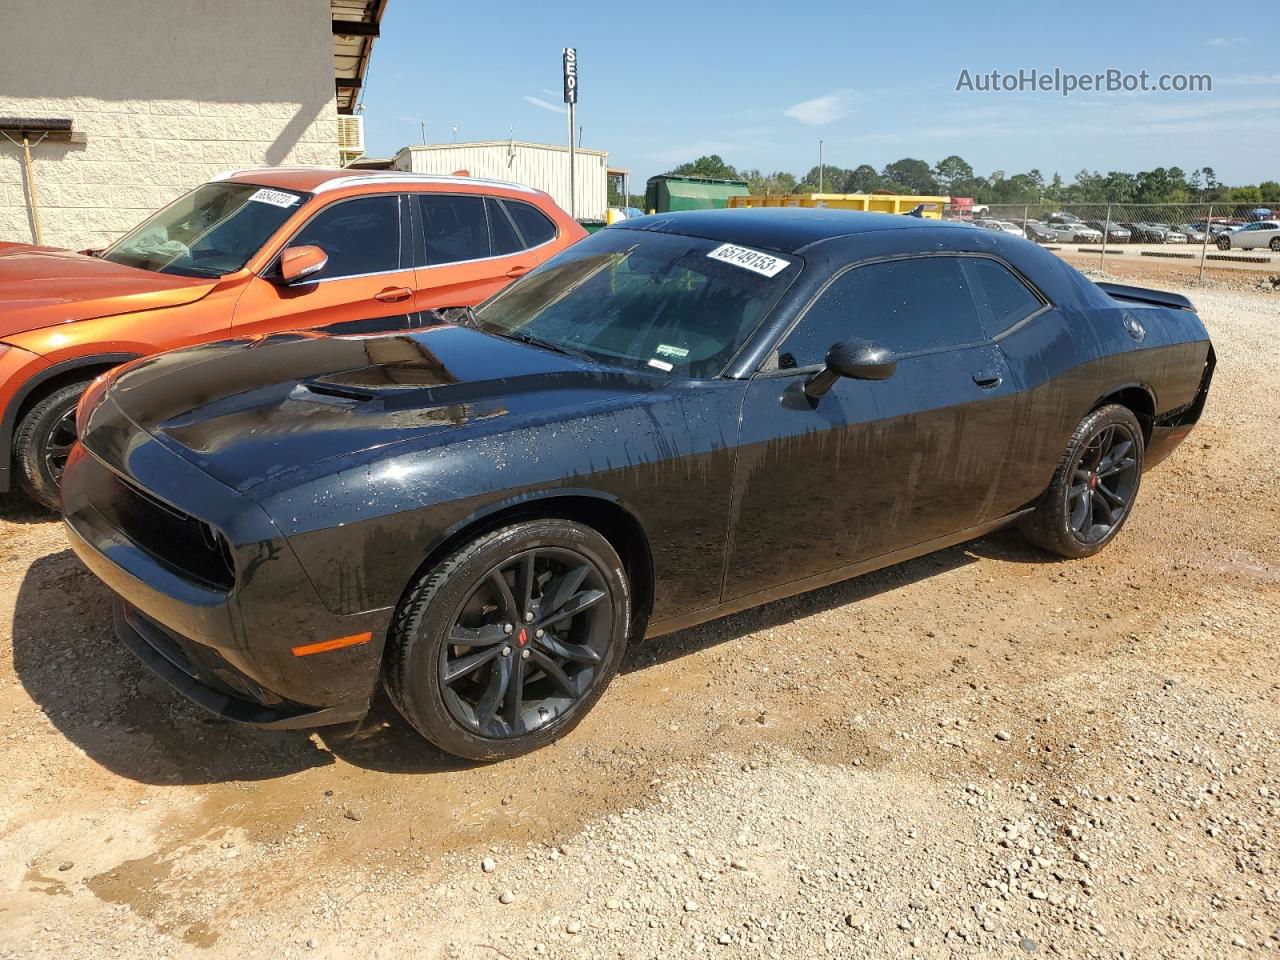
[960,257,1044,338]
[503,200,558,248]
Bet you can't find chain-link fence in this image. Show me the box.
[946,201,1280,279]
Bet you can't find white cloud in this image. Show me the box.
[783,89,863,126]
[1219,73,1280,87]
[647,140,745,165]
[1208,36,1245,47]
[522,96,566,115]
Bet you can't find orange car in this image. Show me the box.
[0,168,586,509]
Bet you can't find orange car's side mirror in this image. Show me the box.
[278,245,328,285]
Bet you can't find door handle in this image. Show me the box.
[972,369,1003,389]
[505,265,530,278]
[374,286,412,303]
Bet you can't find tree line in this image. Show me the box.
[658,154,1279,205]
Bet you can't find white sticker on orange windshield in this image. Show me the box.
[706,243,790,278]
[248,188,300,208]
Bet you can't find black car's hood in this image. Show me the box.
[105,324,665,493]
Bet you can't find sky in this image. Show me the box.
[359,0,1280,190]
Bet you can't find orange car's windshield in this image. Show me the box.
[101,182,308,278]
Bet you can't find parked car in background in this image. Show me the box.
[0,169,585,509]
[1048,223,1102,243]
[1177,224,1207,243]
[1084,221,1132,243]
[975,219,1024,237]
[1047,212,1083,225]
[1217,220,1280,251]
[1022,220,1057,243]
[1119,222,1169,243]
[62,209,1215,760]
[1149,225,1187,244]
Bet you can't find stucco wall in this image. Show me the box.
[0,0,339,251]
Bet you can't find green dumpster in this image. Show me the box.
[644,175,750,214]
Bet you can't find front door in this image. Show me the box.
[232,193,418,336]
[723,254,1024,601]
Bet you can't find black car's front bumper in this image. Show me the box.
[62,404,396,729]
[112,599,367,728]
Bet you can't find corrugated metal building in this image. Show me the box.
[394,140,609,220]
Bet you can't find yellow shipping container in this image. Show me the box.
[726,193,948,219]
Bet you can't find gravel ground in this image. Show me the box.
[0,284,1277,959]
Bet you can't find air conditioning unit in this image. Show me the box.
[337,115,365,164]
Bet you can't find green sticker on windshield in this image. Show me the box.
[656,344,689,359]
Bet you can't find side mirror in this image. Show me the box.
[277,245,328,285]
[804,338,897,398]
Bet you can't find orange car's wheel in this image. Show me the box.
[13,381,88,512]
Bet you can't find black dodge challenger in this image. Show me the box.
[62,209,1215,760]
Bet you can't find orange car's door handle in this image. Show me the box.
[374,286,413,303]
[505,265,530,278]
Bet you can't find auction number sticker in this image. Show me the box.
[248,188,300,208]
[706,243,791,278]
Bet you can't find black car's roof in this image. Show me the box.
[613,207,970,255]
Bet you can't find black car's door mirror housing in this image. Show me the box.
[804,338,897,398]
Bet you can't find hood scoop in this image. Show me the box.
[288,381,376,406]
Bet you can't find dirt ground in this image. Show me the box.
[1,281,1277,960]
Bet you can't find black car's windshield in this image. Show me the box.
[473,228,800,378]
[101,182,307,278]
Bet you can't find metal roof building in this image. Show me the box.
[394,140,611,221]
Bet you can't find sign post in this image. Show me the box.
[562,47,577,219]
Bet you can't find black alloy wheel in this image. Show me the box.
[1217,235,1232,250]
[441,546,614,739]
[13,380,92,512]
[1064,422,1140,545]
[1020,404,1145,559]
[1270,237,1280,252]
[42,406,78,483]
[385,519,631,761]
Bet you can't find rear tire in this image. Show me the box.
[13,381,89,512]
[1020,404,1144,559]
[385,519,630,761]
[1270,237,1280,252]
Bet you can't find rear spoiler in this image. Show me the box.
[1095,281,1195,311]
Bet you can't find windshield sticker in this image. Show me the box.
[647,358,674,372]
[656,344,689,359]
[248,188,300,208]
[706,243,791,278]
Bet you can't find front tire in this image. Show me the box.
[1270,237,1280,252]
[1217,235,1232,251]
[13,381,89,512]
[1020,404,1144,559]
[385,519,631,761]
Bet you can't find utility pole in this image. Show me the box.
[818,139,824,193]
[563,47,578,219]
[419,121,426,144]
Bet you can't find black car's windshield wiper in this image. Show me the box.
[498,330,596,362]
[461,308,596,363]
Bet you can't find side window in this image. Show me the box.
[503,200,557,248]
[288,195,401,280]
[417,194,490,265]
[961,258,1043,338]
[776,256,985,368]
[486,198,522,256]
